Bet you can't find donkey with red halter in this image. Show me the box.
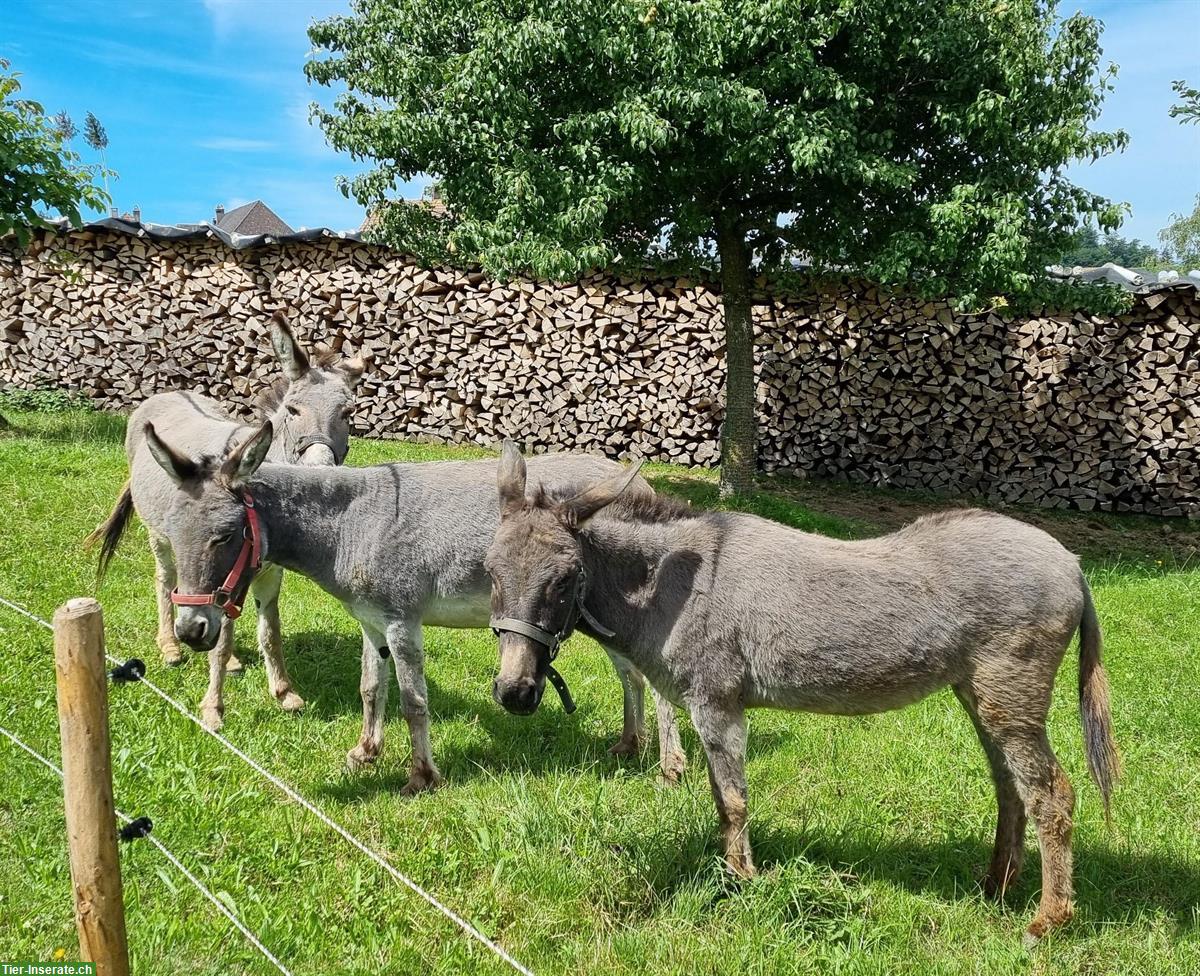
[484,443,1121,945]
[89,314,368,729]
[133,420,687,788]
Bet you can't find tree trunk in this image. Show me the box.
[716,214,756,497]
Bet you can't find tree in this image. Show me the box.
[1159,83,1200,270]
[1059,225,1161,269]
[1169,79,1199,125]
[0,59,110,246]
[1159,196,1200,271]
[83,111,110,199]
[309,0,1126,494]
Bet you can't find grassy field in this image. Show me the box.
[0,407,1197,975]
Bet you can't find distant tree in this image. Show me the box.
[0,59,110,245]
[1169,80,1199,125]
[1158,195,1200,271]
[1059,225,1162,269]
[83,111,110,199]
[1158,83,1200,270]
[310,0,1127,494]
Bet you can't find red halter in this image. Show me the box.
[170,490,263,620]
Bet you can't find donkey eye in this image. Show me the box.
[286,404,301,416]
[209,533,235,547]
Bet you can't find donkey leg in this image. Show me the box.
[996,727,1076,947]
[347,625,389,771]
[149,533,185,667]
[954,684,1027,898]
[199,620,235,731]
[689,699,755,878]
[386,621,442,796]
[605,649,645,756]
[970,662,1076,945]
[655,691,688,786]
[250,565,303,712]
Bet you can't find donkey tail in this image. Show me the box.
[1078,573,1120,822]
[85,480,135,580]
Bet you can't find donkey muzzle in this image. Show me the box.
[174,607,221,651]
[493,674,543,715]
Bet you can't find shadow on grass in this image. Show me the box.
[622,819,1199,934]
[280,627,795,798]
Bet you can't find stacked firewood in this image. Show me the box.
[1,227,1196,516]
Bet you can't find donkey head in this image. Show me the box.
[485,442,643,715]
[144,420,274,651]
[267,313,370,467]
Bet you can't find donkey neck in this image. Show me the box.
[243,464,361,589]
[577,513,710,661]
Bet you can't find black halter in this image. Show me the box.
[490,568,614,714]
[295,433,348,465]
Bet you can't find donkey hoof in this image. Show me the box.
[659,751,688,786]
[225,654,245,676]
[161,644,187,667]
[726,856,758,881]
[1022,907,1070,949]
[277,691,305,713]
[200,706,224,732]
[346,744,380,772]
[607,735,643,758]
[981,872,1014,901]
[400,767,443,796]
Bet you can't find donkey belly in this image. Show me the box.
[744,639,959,715]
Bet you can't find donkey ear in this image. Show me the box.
[220,421,274,484]
[338,352,372,389]
[564,460,645,525]
[270,313,310,382]
[144,423,199,484]
[497,440,527,515]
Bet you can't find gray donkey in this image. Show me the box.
[485,444,1121,945]
[89,314,368,729]
[127,420,686,790]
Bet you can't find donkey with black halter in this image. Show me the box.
[89,314,368,729]
[133,420,687,790]
[484,443,1121,945]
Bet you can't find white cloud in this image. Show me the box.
[197,137,277,152]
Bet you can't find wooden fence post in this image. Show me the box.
[54,597,130,976]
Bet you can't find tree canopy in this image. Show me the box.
[0,60,109,246]
[1058,225,1162,270]
[309,0,1127,491]
[1169,79,1199,126]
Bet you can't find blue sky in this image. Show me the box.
[1,0,1197,242]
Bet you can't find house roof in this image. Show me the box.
[214,200,294,237]
[359,195,448,234]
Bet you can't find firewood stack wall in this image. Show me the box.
[2,228,1196,516]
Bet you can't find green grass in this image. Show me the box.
[0,408,1196,975]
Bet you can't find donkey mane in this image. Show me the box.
[533,481,699,525]
[256,347,342,414]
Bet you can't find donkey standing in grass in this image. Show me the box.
[90,315,368,729]
[124,420,686,788]
[485,444,1121,945]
